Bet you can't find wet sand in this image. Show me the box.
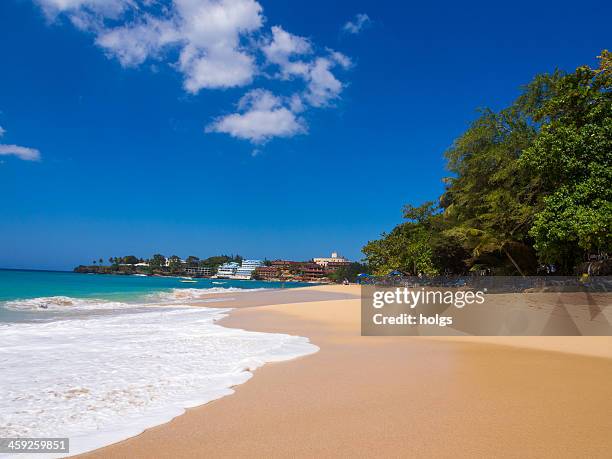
[79,285,612,458]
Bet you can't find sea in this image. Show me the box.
[0,269,318,457]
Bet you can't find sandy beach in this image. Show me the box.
[79,285,612,458]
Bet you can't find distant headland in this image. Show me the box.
[74,252,370,284]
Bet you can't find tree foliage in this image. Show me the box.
[520,51,612,271]
[327,262,371,283]
[363,51,611,275]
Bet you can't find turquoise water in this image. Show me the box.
[0,269,318,454]
[0,269,308,323]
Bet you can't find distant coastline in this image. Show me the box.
[71,266,304,284]
[74,252,370,284]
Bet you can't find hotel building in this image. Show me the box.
[185,266,215,277]
[234,260,264,280]
[216,260,264,279]
[216,262,241,278]
[254,266,279,280]
[313,252,350,268]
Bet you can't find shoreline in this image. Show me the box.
[78,285,612,458]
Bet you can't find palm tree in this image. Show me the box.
[453,227,526,277]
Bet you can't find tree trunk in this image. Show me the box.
[502,245,525,277]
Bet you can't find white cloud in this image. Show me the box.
[288,94,305,113]
[35,0,130,17]
[328,49,352,69]
[207,107,304,143]
[35,0,131,31]
[32,0,354,145]
[0,144,41,161]
[304,57,343,107]
[173,0,263,91]
[0,126,5,137]
[96,16,179,67]
[37,0,264,91]
[261,26,311,78]
[179,44,256,91]
[261,31,350,108]
[206,89,306,143]
[237,88,280,111]
[176,0,263,47]
[343,13,371,34]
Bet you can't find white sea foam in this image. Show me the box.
[146,287,268,303]
[3,296,133,312]
[3,287,266,312]
[0,306,318,458]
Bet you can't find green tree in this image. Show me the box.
[123,255,139,265]
[520,51,612,272]
[199,255,232,269]
[168,255,183,273]
[186,256,200,267]
[149,254,166,270]
[363,51,611,276]
[328,262,371,283]
[363,203,440,276]
[441,102,540,275]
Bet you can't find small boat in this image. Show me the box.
[179,278,197,283]
[212,281,226,285]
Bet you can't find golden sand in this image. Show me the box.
[79,285,612,458]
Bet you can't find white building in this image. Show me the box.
[164,257,186,267]
[234,260,264,279]
[185,266,214,277]
[216,262,240,278]
[313,252,350,268]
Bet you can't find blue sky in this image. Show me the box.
[1,0,610,270]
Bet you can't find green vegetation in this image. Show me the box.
[327,262,371,283]
[197,255,240,269]
[74,253,243,276]
[364,51,611,276]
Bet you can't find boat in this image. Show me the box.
[212,281,226,285]
[179,278,197,283]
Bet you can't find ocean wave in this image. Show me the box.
[146,287,268,303]
[0,307,318,457]
[2,287,267,312]
[3,296,133,312]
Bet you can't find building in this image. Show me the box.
[254,266,280,280]
[313,252,350,268]
[299,263,328,282]
[271,260,303,269]
[185,266,214,277]
[326,261,352,271]
[164,257,186,267]
[216,262,240,278]
[234,260,264,279]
